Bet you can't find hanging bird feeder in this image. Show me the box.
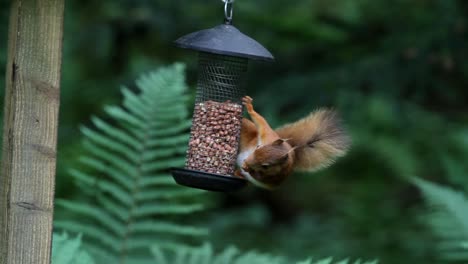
[171,0,274,192]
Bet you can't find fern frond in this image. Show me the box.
[51,232,95,264]
[55,63,207,263]
[90,116,141,147]
[413,178,468,261]
[56,200,125,235]
[96,195,129,221]
[135,188,201,201]
[151,243,378,264]
[138,176,176,187]
[129,221,208,236]
[212,246,239,264]
[142,145,188,161]
[82,139,138,176]
[55,221,120,251]
[77,156,133,189]
[104,105,145,128]
[134,203,204,217]
[80,126,139,163]
[141,157,187,172]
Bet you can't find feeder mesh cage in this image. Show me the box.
[185,52,248,176]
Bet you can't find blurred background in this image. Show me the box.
[1,0,468,263]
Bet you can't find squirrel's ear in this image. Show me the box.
[272,139,283,146]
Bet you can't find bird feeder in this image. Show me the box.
[171,0,274,192]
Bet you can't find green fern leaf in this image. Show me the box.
[135,188,201,201]
[80,126,139,163]
[90,116,141,148]
[151,243,377,264]
[54,221,120,251]
[138,176,176,187]
[69,169,96,187]
[413,178,468,261]
[141,157,186,172]
[81,141,138,175]
[129,221,208,236]
[78,156,134,190]
[56,200,125,235]
[142,145,188,161]
[147,120,192,137]
[96,195,129,221]
[212,246,240,264]
[77,156,133,189]
[56,63,207,263]
[314,258,333,264]
[51,233,95,264]
[335,259,349,264]
[104,105,145,128]
[134,203,204,217]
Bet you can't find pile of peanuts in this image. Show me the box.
[186,100,243,175]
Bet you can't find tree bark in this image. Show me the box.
[0,0,64,263]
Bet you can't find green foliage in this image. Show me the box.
[414,178,468,261]
[52,233,95,264]
[151,243,378,264]
[55,64,207,263]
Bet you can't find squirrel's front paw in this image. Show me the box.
[242,96,254,112]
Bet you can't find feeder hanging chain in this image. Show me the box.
[222,0,234,23]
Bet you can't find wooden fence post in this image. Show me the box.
[0,0,64,263]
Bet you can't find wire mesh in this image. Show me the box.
[195,52,248,103]
[185,52,248,176]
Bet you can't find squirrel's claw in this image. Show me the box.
[242,96,254,112]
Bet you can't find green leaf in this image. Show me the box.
[314,258,333,264]
[151,243,377,264]
[104,106,145,128]
[55,64,207,263]
[413,178,468,261]
[129,221,208,236]
[83,140,135,176]
[135,188,202,201]
[52,232,95,264]
[55,200,125,236]
[91,116,142,150]
[134,203,204,217]
[54,222,120,252]
[137,176,176,188]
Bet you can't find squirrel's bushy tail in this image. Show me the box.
[275,109,351,172]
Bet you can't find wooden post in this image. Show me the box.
[0,0,64,263]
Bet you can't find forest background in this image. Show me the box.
[1,0,468,263]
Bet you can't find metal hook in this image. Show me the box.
[222,0,234,24]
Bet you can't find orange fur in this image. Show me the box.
[237,97,350,189]
[275,109,351,171]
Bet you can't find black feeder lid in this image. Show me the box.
[174,23,274,62]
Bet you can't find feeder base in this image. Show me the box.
[171,168,247,192]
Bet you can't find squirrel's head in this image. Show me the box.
[242,138,295,189]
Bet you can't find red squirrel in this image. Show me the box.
[236,96,350,189]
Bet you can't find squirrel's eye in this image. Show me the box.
[261,164,269,168]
